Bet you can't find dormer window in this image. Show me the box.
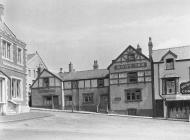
[166,58,174,70]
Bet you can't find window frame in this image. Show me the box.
[1,39,13,61]
[42,78,49,88]
[82,93,94,104]
[127,72,138,83]
[125,89,142,102]
[162,78,178,95]
[17,46,23,65]
[11,76,23,101]
[166,58,174,70]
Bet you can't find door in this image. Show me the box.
[53,96,59,109]
[99,95,108,113]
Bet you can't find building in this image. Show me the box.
[153,45,190,119]
[31,69,63,109]
[59,61,109,112]
[27,51,47,106]
[108,45,153,116]
[0,4,29,115]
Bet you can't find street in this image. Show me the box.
[0,110,190,140]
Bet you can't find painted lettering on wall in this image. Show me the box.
[114,62,147,70]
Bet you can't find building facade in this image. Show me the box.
[27,51,47,106]
[59,62,109,112]
[153,45,190,119]
[31,69,63,109]
[0,4,29,115]
[108,45,153,116]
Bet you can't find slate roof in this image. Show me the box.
[59,69,109,81]
[152,45,190,62]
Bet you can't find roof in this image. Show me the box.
[59,69,109,81]
[152,45,190,62]
[0,22,25,45]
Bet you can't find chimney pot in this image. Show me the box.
[93,60,99,70]
[60,68,63,73]
[137,44,142,53]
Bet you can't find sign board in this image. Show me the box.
[180,81,190,94]
[114,62,147,70]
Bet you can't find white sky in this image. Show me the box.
[2,0,190,71]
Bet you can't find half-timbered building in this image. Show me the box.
[108,45,153,116]
[31,69,64,109]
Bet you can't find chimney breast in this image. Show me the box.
[93,60,99,70]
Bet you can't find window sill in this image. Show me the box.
[11,98,23,102]
[125,100,142,103]
[2,57,13,63]
[82,102,94,105]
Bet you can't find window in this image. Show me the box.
[43,96,52,105]
[2,40,11,60]
[11,78,22,99]
[43,78,49,87]
[125,89,141,102]
[128,53,135,61]
[128,72,138,83]
[71,81,78,89]
[166,58,174,70]
[17,47,22,64]
[97,79,104,87]
[64,81,72,89]
[83,93,93,104]
[162,78,178,95]
[65,95,72,101]
[78,80,84,88]
[85,80,91,88]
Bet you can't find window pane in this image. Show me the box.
[119,79,127,84]
[85,80,91,88]
[91,79,97,87]
[64,81,71,89]
[78,80,84,88]
[119,73,127,78]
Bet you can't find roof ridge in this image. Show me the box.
[153,45,190,51]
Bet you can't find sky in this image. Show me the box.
[1,0,190,72]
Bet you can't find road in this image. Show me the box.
[0,110,190,140]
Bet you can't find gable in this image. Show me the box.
[108,45,150,70]
[161,50,177,61]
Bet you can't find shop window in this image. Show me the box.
[127,72,138,83]
[162,78,178,95]
[83,93,93,104]
[97,79,104,87]
[43,96,52,105]
[71,81,78,89]
[125,89,141,102]
[11,78,22,99]
[128,53,135,61]
[166,58,174,70]
[43,78,49,87]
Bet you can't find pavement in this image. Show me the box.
[0,111,52,123]
[0,110,190,140]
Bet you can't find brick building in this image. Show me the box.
[0,4,29,115]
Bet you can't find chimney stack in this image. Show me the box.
[93,60,99,70]
[0,4,4,22]
[137,44,142,53]
[69,62,74,72]
[148,37,153,58]
[60,68,63,73]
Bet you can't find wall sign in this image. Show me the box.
[180,81,190,94]
[114,62,147,70]
[39,89,56,93]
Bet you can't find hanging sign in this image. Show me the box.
[180,81,190,94]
